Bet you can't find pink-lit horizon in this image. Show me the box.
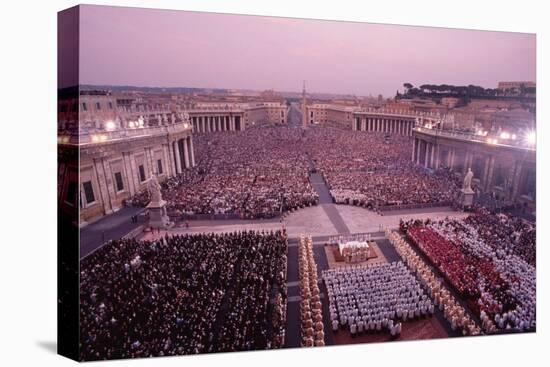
[78,5,536,96]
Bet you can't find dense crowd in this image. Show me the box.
[128,127,318,219]
[127,126,463,219]
[298,235,325,346]
[80,230,288,360]
[304,128,460,208]
[323,262,433,337]
[387,230,482,335]
[402,210,536,333]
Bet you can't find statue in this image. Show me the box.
[148,174,163,204]
[462,168,474,193]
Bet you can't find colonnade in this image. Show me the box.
[191,115,243,133]
[171,136,195,174]
[411,134,536,205]
[352,115,414,136]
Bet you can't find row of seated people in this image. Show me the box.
[327,168,458,209]
[387,230,483,335]
[322,261,433,338]
[403,213,535,333]
[298,235,325,347]
[79,230,287,360]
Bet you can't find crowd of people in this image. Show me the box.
[387,230,483,335]
[127,127,318,219]
[298,235,325,347]
[127,125,463,219]
[402,210,536,333]
[80,230,288,360]
[303,128,460,208]
[322,262,433,338]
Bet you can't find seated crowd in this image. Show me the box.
[322,261,433,338]
[387,230,482,335]
[402,210,536,333]
[80,230,288,360]
[127,126,463,219]
[298,235,325,347]
[304,128,460,209]
[127,127,318,219]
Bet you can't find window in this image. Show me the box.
[96,102,101,110]
[82,181,95,204]
[65,180,77,206]
[157,159,163,175]
[114,172,124,192]
[82,102,87,111]
[138,165,146,182]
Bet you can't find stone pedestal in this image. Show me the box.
[147,199,172,228]
[459,189,475,208]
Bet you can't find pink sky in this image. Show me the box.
[78,5,536,96]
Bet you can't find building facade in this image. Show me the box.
[412,127,536,210]
[244,102,287,126]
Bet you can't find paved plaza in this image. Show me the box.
[139,204,467,242]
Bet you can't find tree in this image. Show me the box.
[403,83,413,94]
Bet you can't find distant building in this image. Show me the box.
[497,81,535,92]
[244,102,287,126]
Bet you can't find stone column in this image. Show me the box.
[511,161,523,199]
[183,138,190,168]
[145,147,154,176]
[174,140,182,174]
[481,156,490,191]
[484,156,495,191]
[122,152,136,196]
[411,138,416,162]
[424,142,430,168]
[430,143,435,168]
[162,144,171,177]
[93,158,113,215]
[434,144,440,169]
[189,136,195,167]
[169,141,177,174]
